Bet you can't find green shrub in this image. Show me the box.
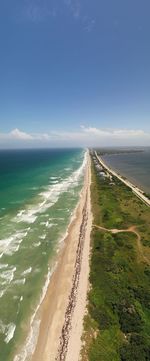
[117,300,143,333]
[120,334,150,361]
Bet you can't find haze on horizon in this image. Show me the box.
[0,0,150,148]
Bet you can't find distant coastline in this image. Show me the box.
[95,151,150,207]
[97,148,150,195]
[96,147,145,156]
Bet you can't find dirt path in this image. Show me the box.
[93,224,150,265]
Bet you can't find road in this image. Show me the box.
[95,151,150,207]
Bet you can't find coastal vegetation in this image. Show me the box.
[95,148,144,156]
[81,152,150,361]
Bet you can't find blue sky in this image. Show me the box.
[0,0,150,147]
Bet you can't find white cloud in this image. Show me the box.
[22,0,96,32]
[0,126,149,148]
[81,126,147,138]
[10,128,33,140]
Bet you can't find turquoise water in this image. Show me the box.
[0,148,86,360]
[102,148,150,194]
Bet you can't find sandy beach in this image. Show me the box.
[31,152,92,361]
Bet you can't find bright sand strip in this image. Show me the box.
[32,153,92,361]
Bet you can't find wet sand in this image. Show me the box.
[31,153,92,361]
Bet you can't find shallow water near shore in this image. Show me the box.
[0,148,86,360]
[102,148,150,194]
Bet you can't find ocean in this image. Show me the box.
[0,148,86,361]
[101,148,150,194]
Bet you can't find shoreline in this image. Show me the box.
[95,151,150,207]
[101,154,150,196]
[13,152,89,361]
[28,152,91,360]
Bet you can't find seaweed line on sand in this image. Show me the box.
[55,192,88,361]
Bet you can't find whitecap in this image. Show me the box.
[14,278,26,285]
[13,266,56,361]
[17,214,37,224]
[13,151,87,226]
[40,221,54,228]
[21,267,32,276]
[0,320,6,333]
[0,267,16,284]
[0,290,5,298]
[5,323,16,343]
[13,295,20,300]
[40,214,49,218]
[0,320,16,343]
[33,242,41,247]
[0,263,8,270]
[0,230,28,257]
[49,180,59,184]
[40,221,47,226]
[46,222,57,228]
[16,210,24,217]
[38,234,46,240]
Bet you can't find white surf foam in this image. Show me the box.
[14,265,56,361]
[38,234,46,240]
[13,295,20,300]
[0,320,16,343]
[0,320,6,334]
[17,213,37,224]
[33,242,41,247]
[40,221,56,229]
[0,290,5,298]
[13,151,87,361]
[0,230,28,258]
[22,267,32,276]
[50,180,59,184]
[14,278,26,285]
[14,151,87,227]
[47,222,57,228]
[5,323,16,343]
[40,213,49,218]
[0,267,16,284]
[0,263,8,270]
[40,221,48,226]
